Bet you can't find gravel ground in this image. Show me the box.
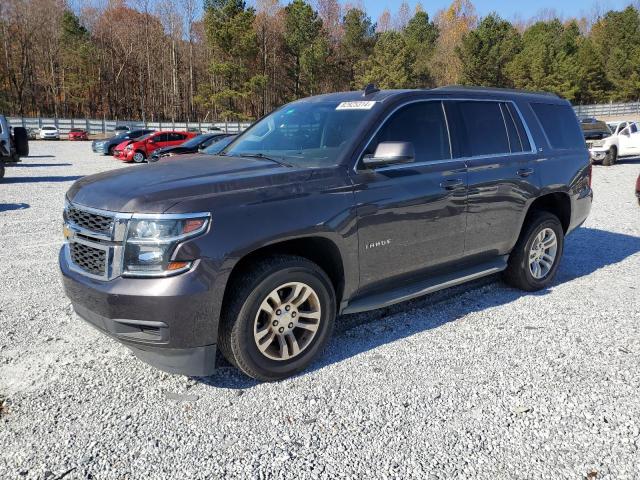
[1,141,639,480]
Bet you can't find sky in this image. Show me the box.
[359,0,635,22]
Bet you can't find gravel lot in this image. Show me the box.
[1,141,639,479]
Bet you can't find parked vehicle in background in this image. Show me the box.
[112,139,135,161]
[0,114,29,180]
[583,118,640,165]
[200,135,236,155]
[118,130,196,163]
[148,133,232,162]
[27,128,39,140]
[114,126,130,134]
[92,129,155,155]
[68,128,89,141]
[39,125,60,140]
[60,86,592,381]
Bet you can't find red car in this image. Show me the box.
[115,130,196,163]
[68,128,88,141]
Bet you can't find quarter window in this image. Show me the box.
[365,101,450,162]
[531,103,584,150]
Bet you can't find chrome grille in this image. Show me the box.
[69,242,107,277]
[67,207,113,235]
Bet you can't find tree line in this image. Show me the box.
[1,0,640,122]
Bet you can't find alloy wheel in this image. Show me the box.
[529,227,558,279]
[253,282,321,361]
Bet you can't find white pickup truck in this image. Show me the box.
[583,118,640,166]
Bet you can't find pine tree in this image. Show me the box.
[457,13,521,87]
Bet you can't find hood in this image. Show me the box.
[67,154,314,213]
[115,139,133,150]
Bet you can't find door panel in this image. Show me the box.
[447,100,540,256]
[351,100,468,292]
[465,155,539,255]
[353,162,468,289]
[619,123,640,156]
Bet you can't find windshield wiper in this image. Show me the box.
[237,152,293,168]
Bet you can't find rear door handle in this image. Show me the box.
[517,168,534,177]
[440,178,464,190]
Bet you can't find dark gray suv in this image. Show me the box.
[61,86,593,381]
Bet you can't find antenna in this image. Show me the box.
[363,84,380,97]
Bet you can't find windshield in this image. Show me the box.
[202,135,235,155]
[223,101,375,167]
[135,133,154,141]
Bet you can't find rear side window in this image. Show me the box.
[366,101,450,162]
[455,101,510,156]
[531,103,584,150]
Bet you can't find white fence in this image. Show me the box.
[573,102,640,118]
[8,102,640,135]
[7,117,251,135]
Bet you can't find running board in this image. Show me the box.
[342,256,508,315]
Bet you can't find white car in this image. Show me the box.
[585,120,640,166]
[39,125,60,140]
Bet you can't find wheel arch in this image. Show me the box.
[524,191,571,234]
[219,236,346,322]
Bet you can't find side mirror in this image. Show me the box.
[363,141,415,168]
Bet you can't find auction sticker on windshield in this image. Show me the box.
[336,101,376,110]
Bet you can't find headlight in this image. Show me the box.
[122,214,210,277]
[591,140,606,147]
[126,145,133,150]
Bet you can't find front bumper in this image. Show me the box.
[60,247,223,376]
[588,148,607,162]
[114,149,135,161]
[92,143,107,154]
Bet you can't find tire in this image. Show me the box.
[133,151,146,163]
[602,146,617,166]
[107,145,115,156]
[503,211,564,292]
[12,127,29,157]
[0,162,4,180]
[219,255,336,381]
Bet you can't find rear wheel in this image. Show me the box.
[133,151,146,163]
[219,256,336,381]
[602,146,617,166]
[503,211,564,291]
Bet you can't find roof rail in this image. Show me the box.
[432,85,560,98]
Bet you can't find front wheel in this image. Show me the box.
[503,211,564,291]
[133,151,146,163]
[219,256,336,381]
[602,146,617,166]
